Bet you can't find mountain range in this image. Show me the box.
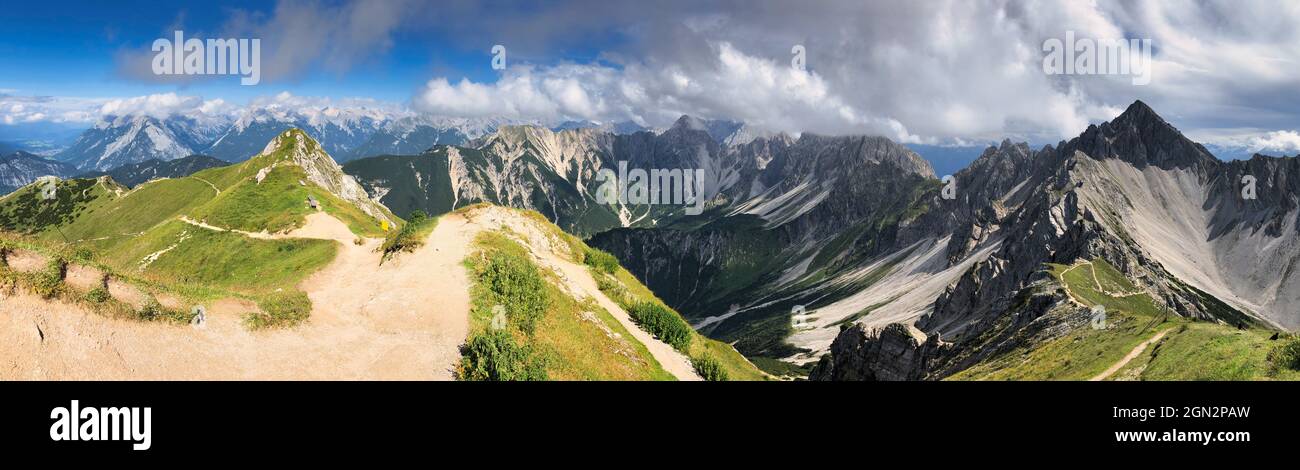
[0,151,77,194]
[51,110,536,172]
[3,100,1296,381]
[76,155,229,188]
[335,100,1298,380]
[0,129,764,381]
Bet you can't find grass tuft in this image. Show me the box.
[246,290,312,329]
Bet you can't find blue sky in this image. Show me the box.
[0,1,530,102]
[2,0,1299,155]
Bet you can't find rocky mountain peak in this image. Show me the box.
[671,115,708,132]
[794,133,936,179]
[255,129,393,224]
[1064,99,1217,170]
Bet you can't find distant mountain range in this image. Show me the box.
[46,108,758,175]
[0,151,77,194]
[342,114,805,235]
[343,101,1300,381]
[76,155,228,188]
[3,101,1297,381]
[51,110,534,171]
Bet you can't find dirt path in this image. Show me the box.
[1090,329,1170,381]
[190,176,220,195]
[1,208,699,381]
[178,216,277,239]
[0,212,475,380]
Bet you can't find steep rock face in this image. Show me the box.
[346,115,849,236]
[590,132,939,357]
[808,323,947,381]
[253,129,393,224]
[815,101,1300,380]
[458,126,621,235]
[56,115,224,171]
[1062,100,1218,171]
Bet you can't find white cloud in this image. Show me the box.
[1245,130,1300,154]
[0,95,106,125]
[406,0,1300,144]
[99,93,208,118]
[415,43,922,142]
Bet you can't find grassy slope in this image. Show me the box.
[458,207,766,380]
[520,207,767,381]
[603,267,768,381]
[0,130,390,327]
[464,230,675,380]
[951,259,1298,381]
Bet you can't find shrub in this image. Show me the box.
[246,290,312,329]
[84,286,110,304]
[70,247,95,263]
[593,272,628,304]
[1267,336,1300,374]
[582,247,619,274]
[627,301,693,352]
[691,354,729,381]
[479,253,550,334]
[31,258,66,299]
[136,297,191,323]
[380,216,434,261]
[458,329,548,381]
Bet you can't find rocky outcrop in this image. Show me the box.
[257,129,394,224]
[809,323,947,381]
[815,100,1300,380]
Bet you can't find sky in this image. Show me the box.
[2,0,1299,155]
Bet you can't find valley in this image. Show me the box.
[2,102,1298,382]
[0,130,762,380]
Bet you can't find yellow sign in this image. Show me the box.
[381,220,390,232]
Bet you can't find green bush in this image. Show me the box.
[31,258,66,299]
[479,253,551,334]
[593,272,628,304]
[458,329,548,381]
[691,354,729,381]
[627,301,693,352]
[136,297,191,323]
[84,286,110,304]
[1267,336,1300,374]
[246,290,312,329]
[70,247,95,263]
[582,247,619,274]
[380,215,435,261]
